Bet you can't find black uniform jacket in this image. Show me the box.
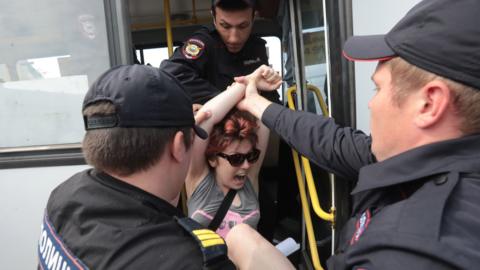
[44,169,234,269]
[160,26,280,104]
[263,103,480,269]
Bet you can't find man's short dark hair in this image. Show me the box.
[82,101,192,176]
[211,0,256,17]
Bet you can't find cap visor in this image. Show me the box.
[194,125,208,140]
[343,35,396,62]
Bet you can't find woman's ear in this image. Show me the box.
[208,157,218,168]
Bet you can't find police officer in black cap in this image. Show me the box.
[160,0,280,107]
[37,64,237,269]
[233,0,480,268]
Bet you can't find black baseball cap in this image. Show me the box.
[343,0,480,90]
[212,0,256,8]
[82,64,208,139]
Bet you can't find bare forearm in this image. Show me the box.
[238,94,272,120]
[198,83,245,129]
[226,224,295,270]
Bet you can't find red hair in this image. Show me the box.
[205,109,258,160]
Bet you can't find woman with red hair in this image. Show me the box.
[186,65,281,238]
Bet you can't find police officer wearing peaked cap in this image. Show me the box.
[38,65,236,270]
[160,0,280,106]
[232,0,480,268]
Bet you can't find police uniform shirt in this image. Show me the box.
[262,103,480,269]
[43,169,234,269]
[160,26,280,105]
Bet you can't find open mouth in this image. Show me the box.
[233,174,246,182]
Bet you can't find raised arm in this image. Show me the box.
[185,82,247,196]
[235,65,281,119]
[247,120,269,195]
[237,67,375,181]
[240,65,281,193]
[186,65,283,196]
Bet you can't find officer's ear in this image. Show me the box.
[413,79,452,129]
[211,8,217,25]
[171,131,188,163]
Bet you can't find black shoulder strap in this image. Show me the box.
[208,189,237,231]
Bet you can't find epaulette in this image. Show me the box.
[176,217,234,270]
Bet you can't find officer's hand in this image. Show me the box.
[235,65,282,91]
[236,73,271,118]
[241,68,263,98]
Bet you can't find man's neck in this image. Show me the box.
[107,162,180,206]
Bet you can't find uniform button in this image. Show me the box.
[434,176,448,185]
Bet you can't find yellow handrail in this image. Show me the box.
[191,0,198,23]
[163,0,174,57]
[163,0,200,214]
[292,149,323,270]
[287,85,335,221]
[306,84,329,117]
[301,156,335,222]
[286,84,336,270]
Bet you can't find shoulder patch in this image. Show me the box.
[350,209,371,245]
[182,38,205,59]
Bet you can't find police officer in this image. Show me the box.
[234,0,480,268]
[37,65,235,269]
[160,0,280,106]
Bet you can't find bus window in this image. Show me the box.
[262,36,283,101]
[0,0,110,149]
[136,36,283,100]
[303,27,327,115]
[136,47,179,67]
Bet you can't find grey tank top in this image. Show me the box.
[187,171,260,238]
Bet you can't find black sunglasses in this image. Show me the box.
[217,148,261,167]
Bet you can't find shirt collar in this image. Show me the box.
[352,134,480,194]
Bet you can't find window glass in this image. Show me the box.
[280,0,328,114]
[262,36,283,100]
[0,0,110,148]
[300,1,328,115]
[138,47,178,67]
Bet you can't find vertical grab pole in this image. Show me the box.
[287,87,324,270]
[192,0,198,23]
[163,0,174,57]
